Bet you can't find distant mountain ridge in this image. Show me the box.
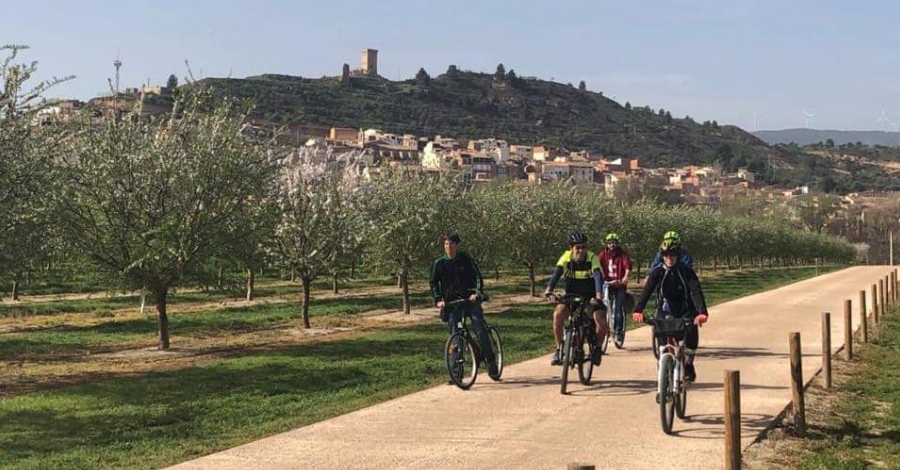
[754,129,900,147]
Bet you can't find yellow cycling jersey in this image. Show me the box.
[556,250,601,280]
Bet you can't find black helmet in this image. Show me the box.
[567,231,588,245]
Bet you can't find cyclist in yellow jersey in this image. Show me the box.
[544,231,608,366]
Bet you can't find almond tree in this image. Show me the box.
[51,91,278,349]
[0,45,70,300]
[271,148,359,327]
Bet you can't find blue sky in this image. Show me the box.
[3,0,898,131]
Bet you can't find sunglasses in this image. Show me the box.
[572,244,586,250]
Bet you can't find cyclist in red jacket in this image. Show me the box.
[598,232,632,348]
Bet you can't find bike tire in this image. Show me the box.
[560,328,573,395]
[676,363,688,419]
[659,354,676,434]
[577,326,595,385]
[445,333,477,390]
[487,326,503,381]
[601,308,612,355]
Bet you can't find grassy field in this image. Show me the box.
[0,266,842,470]
[751,307,900,470]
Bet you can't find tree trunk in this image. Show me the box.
[155,289,170,350]
[301,276,312,328]
[290,267,296,283]
[401,270,411,314]
[11,280,20,301]
[332,272,339,294]
[350,259,356,279]
[246,268,255,301]
[398,273,403,288]
[216,266,224,290]
[527,261,536,296]
[494,267,500,281]
[140,293,146,315]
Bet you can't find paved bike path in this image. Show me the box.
[167,266,891,470]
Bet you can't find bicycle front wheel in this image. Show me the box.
[445,333,477,390]
[488,326,503,381]
[652,334,660,360]
[601,308,612,354]
[659,354,676,434]
[560,328,574,395]
[577,326,595,385]
[676,364,688,419]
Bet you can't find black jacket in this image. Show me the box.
[634,263,707,317]
[429,251,484,303]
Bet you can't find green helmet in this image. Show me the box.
[659,238,682,254]
[605,232,620,243]
[662,230,680,242]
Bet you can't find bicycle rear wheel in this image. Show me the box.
[659,354,676,434]
[487,326,503,381]
[560,328,573,395]
[445,333,477,390]
[577,326,595,385]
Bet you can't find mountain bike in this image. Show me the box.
[644,315,694,434]
[443,295,503,390]
[547,293,600,395]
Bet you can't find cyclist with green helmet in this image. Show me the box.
[632,238,709,382]
[598,232,632,348]
[650,230,694,270]
[544,231,608,366]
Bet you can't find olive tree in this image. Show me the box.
[359,170,464,313]
[51,91,279,349]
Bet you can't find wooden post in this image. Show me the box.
[879,279,885,320]
[872,284,879,324]
[822,312,831,389]
[860,290,869,343]
[725,370,742,470]
[789,332,806,436]
[844,299,853,360]
[567,464,595,470]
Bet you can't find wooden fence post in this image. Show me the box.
[873,284,879,324]
[860,290,868,343]
[789,332,806,436]
[822,312,831,389]
[844,299,853,360]
[725,370,741,470]
[567,464,595,470]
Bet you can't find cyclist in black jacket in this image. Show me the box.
[632,239,709,382]
[430,233,497,379]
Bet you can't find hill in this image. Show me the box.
[196,69,781,171]
[755,128,900,147]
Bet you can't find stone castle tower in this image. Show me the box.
[361,48,378,76]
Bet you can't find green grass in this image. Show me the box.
[0,291,434,360]
[0,266,844,469]
[790,308,900,470]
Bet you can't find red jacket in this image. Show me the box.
[598,247,632,287]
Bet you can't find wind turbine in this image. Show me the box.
[878,110,890,132]
[803,110,815,129]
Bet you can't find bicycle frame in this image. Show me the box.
[657,335,684,397]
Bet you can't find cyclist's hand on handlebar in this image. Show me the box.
[632,312,644,323]
[467,293,478,302]
[436,300,446,310]
[543,289,553,300]
[589,297,599,306]
[694,313,708,326]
